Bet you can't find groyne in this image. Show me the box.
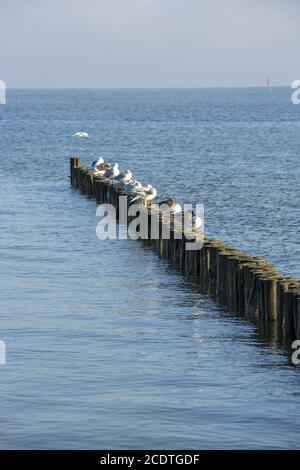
[70,157,300,341]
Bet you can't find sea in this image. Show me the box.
[0,88,299,449]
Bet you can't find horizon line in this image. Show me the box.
[5,84,291,91]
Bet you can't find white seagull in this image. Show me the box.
[129,186,157,205]
[92,157,105,171]
[192,214,203,232]
[123,180,143,194]
[104,163,120,179]
[182,210,203,232]
[113,169,133,185]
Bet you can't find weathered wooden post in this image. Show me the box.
[85,170,94,197]
[94,177,102,204]
[70,157,81,186]
[184,230,195,276]
[262,276,278,321]
[243,260,267,318]
[206,240,225,297]
[173,224,183,268]
[295,295,300,340]
[282,289,296,338]
[78,167,87,193]
[276,278,294,333]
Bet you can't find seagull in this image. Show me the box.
[159,198,182,216]
[92,157,111,175]
[72,131,89,138]
[192,214,203,232]
[92,157,105,171]
[129,186,157,205]
[95,162,111,175]
[104,162,120,179]
[128,183,151,199]
[143,184,153,191]
[182,210,203,232]
[123,180,143,194]
[113,169,133,185]
[144,187,157,204]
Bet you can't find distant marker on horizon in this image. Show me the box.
[266,77,273,93]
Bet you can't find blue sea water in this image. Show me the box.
[0,88,299,449]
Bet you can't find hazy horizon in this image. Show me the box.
[1,0,299,88]
[6,85,292,90]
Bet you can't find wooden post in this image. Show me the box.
[282,289,296,338]
[70,157,81,186]
[85,170,94,197]
[173,224,183,268]
[291,288,300,340]
[262,276,278,321]
[94,177,102,204]
[295,295,300,340]
[276,278,295,334]
[78,167,87,193]
[207,240,225,297]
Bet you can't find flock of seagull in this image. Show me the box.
[72,131,201,231]
[90,156,202,232]
[91,156,157,204]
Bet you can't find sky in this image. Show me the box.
[0,0,299,88]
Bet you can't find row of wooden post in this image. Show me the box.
[70,157,300,340]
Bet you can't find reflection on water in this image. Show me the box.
[0,89,299,449]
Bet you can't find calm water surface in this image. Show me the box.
[0,89,299,449]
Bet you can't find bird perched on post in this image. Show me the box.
[159,198,182,215]
[129,185,157,205]
[181,210,203,232]
[92,157,104,171]
[103,162,120,179]
[123,180,143,194]
[112,170,133,188]
[91,157,111,175]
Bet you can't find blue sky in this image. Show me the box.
[0,0,299,88]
